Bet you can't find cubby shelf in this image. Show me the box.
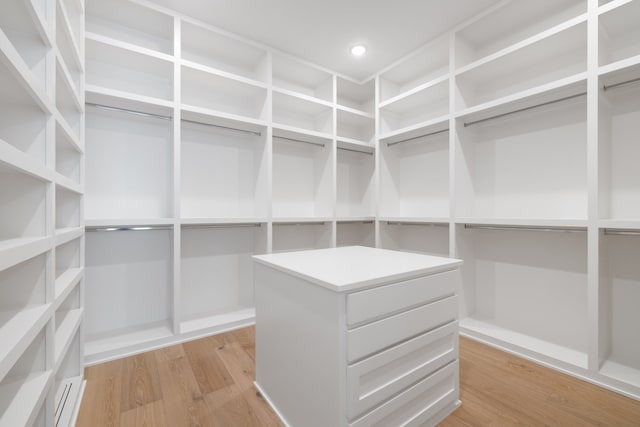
[54,227,83,247]
[85,84,174,117]
[0,237,52,273]
[87,31,173,63]
[55,309,84,367]
[57,0,83,73]
[272,53,333,102]
[598,0,640,67]
[54,267,83,306]
[0,139,53,183]
[0,370,53,427]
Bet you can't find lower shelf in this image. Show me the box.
[460,317,588,370]
[0,370,52,427]
[85,321,174,364]
[180,306,255,335]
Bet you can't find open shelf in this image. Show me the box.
[599,0,640,67]
[0,0,50,89]
[181,120,268,219]
[379,79,448,135]
[86,36,173,102]
[180,225,266,333]
[54,334,83,427]
[336,77,374,114]
[0,329,51,427]
[458,226,589,369]
[0,54,49,166]
[337,108,374,145]
[599,64,640,220]
[55,185,81,231]
[379,221,449,257]
[85,228,172,361]
[272,53,333,101]
[182,64,267,121]
[85,105,172,221]
[455,92,587,220]
[54,267,82,308]
[181,21,267,83]
[57,0,82,74]
[379,36,449,103]
[54,286,83,366]
[85,0,174,55]
[455,0,586,70]
[599,231,640,389]
[272,90,333,134]
[55,234,81,304]
[272,222,332,253]
[337,147,374,218]
[0,253,49,381]
[56,61,82,141]
[0,163,48,245]
[0,139,52,184]
[455,20,587,110]
[272,136,333,218]
[336,221,374,248]
[379,129,449,218]
[55,123,82,185]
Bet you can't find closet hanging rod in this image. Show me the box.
[86,103,172,121]
[85,225,173,232]
[463,224,586,233]
[180,118,262,136]
[603,228,640,236]
[275,221,326,226]
[338,220,374,224]
[181,223,262,229]
[603,76,640,92]
[337,147,373,155]
[274,135,325,148]
[463,92,587,128]
[386,128,449,147]
[386,221,448,227]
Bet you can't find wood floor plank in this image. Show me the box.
[120,400,167,427]
[183,337,235,395]
[77,327,640,427]
[120,352,163,412]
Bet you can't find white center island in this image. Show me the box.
[253,246,463,427]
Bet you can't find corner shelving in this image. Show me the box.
[272,90,333,135]
[272,221,332,253]
[378,220,449,257]
[336,221,374,248]
[337,77,374,114]
[180,120,268,219]
[337,108,374,146]
[337,147,374,218]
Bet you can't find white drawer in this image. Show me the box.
[349,362,457,427]
[347,322,457,420]
[347,295,457,362]
[347,270,456,327]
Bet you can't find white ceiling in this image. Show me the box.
[148,0,499,81]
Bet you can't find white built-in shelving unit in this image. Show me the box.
[0,0,85,425]
[81,0,377,366]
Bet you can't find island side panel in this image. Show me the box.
[254,262,344,427]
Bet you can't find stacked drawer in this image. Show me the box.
[345,270,459,426]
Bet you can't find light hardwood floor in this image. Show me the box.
[77,327,640,426]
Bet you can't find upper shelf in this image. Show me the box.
[181,20,268,83]
[86,0,174,55]
[272,53,333,102]
[337,77,374,114]
[455,0,586,70]
[599,0,640,67]
[379,35,449,104]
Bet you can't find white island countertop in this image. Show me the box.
[253,246,462,292]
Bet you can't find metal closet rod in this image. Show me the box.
[274,135,325,148]
[603,228,640,236]
[338,147,373,155]
[386,128,449,147]
[463,92,587,128]
[85,103,262,136]
[275,221,326,226]
[463,224,586,233]
[386,221,448,227]
[602,76,640,91]
[182,223,262,229]
[86,225,173,232]
[338,220,374,224]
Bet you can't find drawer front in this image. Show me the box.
[347,322,457,420]
[347,270,457,327]
[347,295,458,362]
[349,362,457,427]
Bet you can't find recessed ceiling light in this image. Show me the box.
[351,45,366,57]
